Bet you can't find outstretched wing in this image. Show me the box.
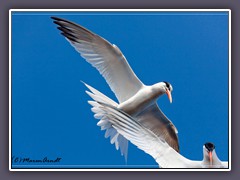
[52,17,144,103]
[97,102,192,168]
[135,103,180,152]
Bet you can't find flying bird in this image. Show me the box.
[52,16,179,161]
[88,97,228,168]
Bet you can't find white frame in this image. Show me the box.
[9,9,231,171]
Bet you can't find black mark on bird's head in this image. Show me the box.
[204,142,215,152]
[163,81,173,92]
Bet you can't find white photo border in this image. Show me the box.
[9,9,231,172]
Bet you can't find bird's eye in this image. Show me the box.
[163,81,170,90]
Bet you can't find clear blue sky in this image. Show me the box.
[11,11,229,168]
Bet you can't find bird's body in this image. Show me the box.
[117,84,179,152]
[118,83,168,116]
[117,85,153,116]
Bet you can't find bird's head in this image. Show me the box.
[163,81,173,103]
[203,142,216,165]
[152,81,173,103]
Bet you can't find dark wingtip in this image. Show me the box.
[57,26,73,34]
[51,16,68,26]
[51,16,95,43]
[51,16,62,21]
[61,32,78,43]
[51,16,75,26]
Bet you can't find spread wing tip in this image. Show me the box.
[51,16,74,25]
[52,16,95,44]
[51,16,61,21]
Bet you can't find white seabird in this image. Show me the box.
[52,17,179,161]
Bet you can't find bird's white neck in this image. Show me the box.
[117,84,165,116]
[202,149,223,168]
[151,82,168,98]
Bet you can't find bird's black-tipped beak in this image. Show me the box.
[208,151,213,165]
[166,89,172,103]
[204,142,215,165]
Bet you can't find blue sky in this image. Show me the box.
[11,11,229,168]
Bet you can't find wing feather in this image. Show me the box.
[136,103,180,152]
[52,17,144,103]
[97,102,191,168]
[83,82,129,161]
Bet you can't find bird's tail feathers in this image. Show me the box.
[82,81,128,163]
